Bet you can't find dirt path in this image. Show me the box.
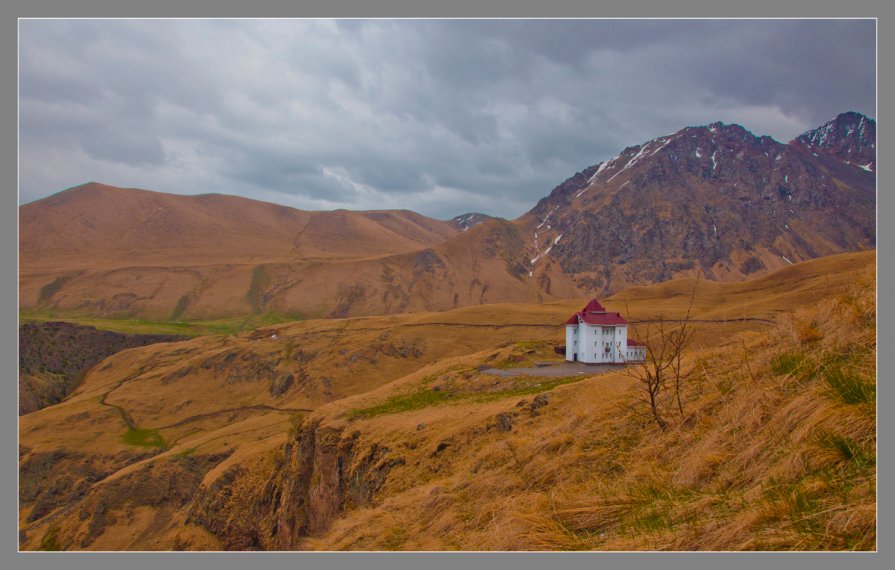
[156,404,312,430]
[98,365,155,430]
[480,362,620,378]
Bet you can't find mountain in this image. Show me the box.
[20,184,580,320]
[448,212,494,232]
[793,111,876,172]
[19,112,875,319]
[20,183,492,319]
[20,182,459,269]
[520,114,875,295]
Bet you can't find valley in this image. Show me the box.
[17,19,878,556]
[18,250,875,550]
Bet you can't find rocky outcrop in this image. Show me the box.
[188,418,405,550]
[449,212,495,232]
[273,420,405,548]
[794,111,876,171]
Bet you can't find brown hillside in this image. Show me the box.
[21,210,578,320]
[20,182,458,269]
[296,263,875,550]
[20,183,464,318]
[18,250,874,550]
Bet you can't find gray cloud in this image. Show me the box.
[19,19,875,219]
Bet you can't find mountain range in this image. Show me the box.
[19,111,875,320]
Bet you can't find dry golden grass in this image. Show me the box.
[300,263,876,551]
[19,251,875,550]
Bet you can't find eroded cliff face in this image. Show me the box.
[189,418,404,550]
[19,321,188,414]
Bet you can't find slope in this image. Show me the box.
[18,250,874,550]
[297,262,875,550]
[20,182,464,319]
[20,182,458,269]
[519,114,875,296]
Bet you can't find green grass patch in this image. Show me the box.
[348,389,450,419]
[766,484,819,534]
[624,481,698,535]
[170,295,191,320]
[174,447,197,458]
[818,433,875,468]
[470,376,583,403]
[763,479,823,535]
[347,375,585,420]
[247,265,272,314]
[122,427,166,448]
[823,366,875,405]
[515,340,548,350]
[37,276,70,304]
[770,351,816,379]
[38,525,62,551]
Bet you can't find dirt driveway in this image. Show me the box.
[480,362,621,378]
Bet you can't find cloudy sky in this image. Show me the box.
[19,19,875,219]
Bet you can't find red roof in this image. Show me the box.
[627,338,645,347]
[564,299,629,326]
[580,312,628,325]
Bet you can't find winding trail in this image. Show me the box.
[97,364,155,430]
[156,404,312,430]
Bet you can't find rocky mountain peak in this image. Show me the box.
[793,111,876,171]
[449,212,494,232]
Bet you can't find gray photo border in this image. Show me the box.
[3,0,890,569]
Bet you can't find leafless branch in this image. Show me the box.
[624,273,701,429]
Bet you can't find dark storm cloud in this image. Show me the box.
[19,19,875,218]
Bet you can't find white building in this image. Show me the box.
[564,299,646,363]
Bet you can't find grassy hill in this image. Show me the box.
[295,262,875,550]
[18,250,875,550]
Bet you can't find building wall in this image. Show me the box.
[566,322,642,363]
[578,324,626,363]
[565,325,577,361]
[624,346,646,362]
[580,323,595,363]
[596,325,606,363]
[615,325,628,363]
